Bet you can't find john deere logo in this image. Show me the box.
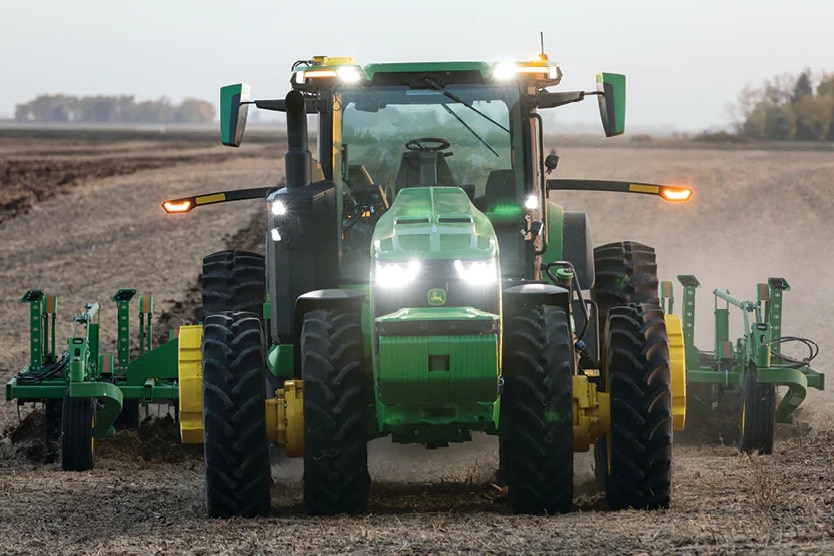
[428,288,446,306]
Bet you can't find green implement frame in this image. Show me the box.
[6,289,180,439]
[661,275,824,425]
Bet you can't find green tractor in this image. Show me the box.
[162,53,693,516]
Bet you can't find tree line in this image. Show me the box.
[14,95,216,124]
[735,71,834,141]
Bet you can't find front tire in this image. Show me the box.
[501,305,574,514]
[605,303,673,510]
[202,312,271,518]
[738,372,775,455]
[302,309,370,515]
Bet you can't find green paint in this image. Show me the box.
[220,83,250,147]
[540,201,564,266]
[361,61,493,79]
[267,343,294,379]
[371,187,498,262]
[377,332,498,404]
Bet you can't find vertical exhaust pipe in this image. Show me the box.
[284,90,311,188]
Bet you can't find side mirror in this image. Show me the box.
[596,73,626,137]
[220,83,250,147]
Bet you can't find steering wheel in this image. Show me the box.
[405,137,451,152]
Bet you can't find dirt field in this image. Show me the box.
[1,135,833,554]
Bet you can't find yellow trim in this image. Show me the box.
[629,183,660,194]
[572,375,610,452]
[266,380,304,457]
[177,325,204,443]
[195,193,226,205]
[665,314,687,431]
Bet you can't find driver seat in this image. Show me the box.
[394,151,456,192]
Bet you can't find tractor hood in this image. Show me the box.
[372,187,497,261]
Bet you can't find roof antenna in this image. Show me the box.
[539,31,547,61]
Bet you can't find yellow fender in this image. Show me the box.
[177,325,205,443]
[665,314,686,431]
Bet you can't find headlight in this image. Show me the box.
[454,259,498,286]
[271,200,287,216]
[375,260,422,288]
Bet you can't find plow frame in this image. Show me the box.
[6,289,179,438]
[661,275,823,424]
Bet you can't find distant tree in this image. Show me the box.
[743,101,796,140]
[13,94,216,124]
[171,98,215,124]
[793,95,834,141]
[817,74,834,97]
[791,70,814,104]
[735,69,834,142]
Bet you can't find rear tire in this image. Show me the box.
[201,250,266,318]
[605,303,673,510]
[302,310,370,515]
[202,312,271,518]
[61,391,95,471]
[738,372,775,455]
[501,305,574,514]
[591,241,659,491]
[201,249,279,398]
[592,241,659,321]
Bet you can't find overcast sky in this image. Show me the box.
[1,0,832,130]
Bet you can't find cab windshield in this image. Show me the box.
[338,84,519,198]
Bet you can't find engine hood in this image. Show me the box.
[372,186,498,261]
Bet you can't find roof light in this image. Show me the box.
[162,199,192,213]
[525,194,539,210]
[337,66,361,83]
[493,62,518,80]
[304,69,337,79]
[660,187,693,202]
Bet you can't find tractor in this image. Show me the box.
[8,52,698,516]
[162,53,694,516]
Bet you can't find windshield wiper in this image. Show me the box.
[424,78,510,134]
[441,104,499,157]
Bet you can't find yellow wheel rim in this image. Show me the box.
[665,314,686,431]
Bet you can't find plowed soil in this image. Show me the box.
[1,136,833,554]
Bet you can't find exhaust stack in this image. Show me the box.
[284,90,312,188]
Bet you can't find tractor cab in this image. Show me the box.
[279,56,579,283]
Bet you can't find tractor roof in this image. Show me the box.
[292,55,563,88]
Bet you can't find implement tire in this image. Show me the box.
[202,312,270,518]
[604,303,673,510]
[61,391,95,471]
[301,309,369,516]
[738,372,775,455]
[592,241,659,490]
[501,305,574,514]
[201,250,266,318]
